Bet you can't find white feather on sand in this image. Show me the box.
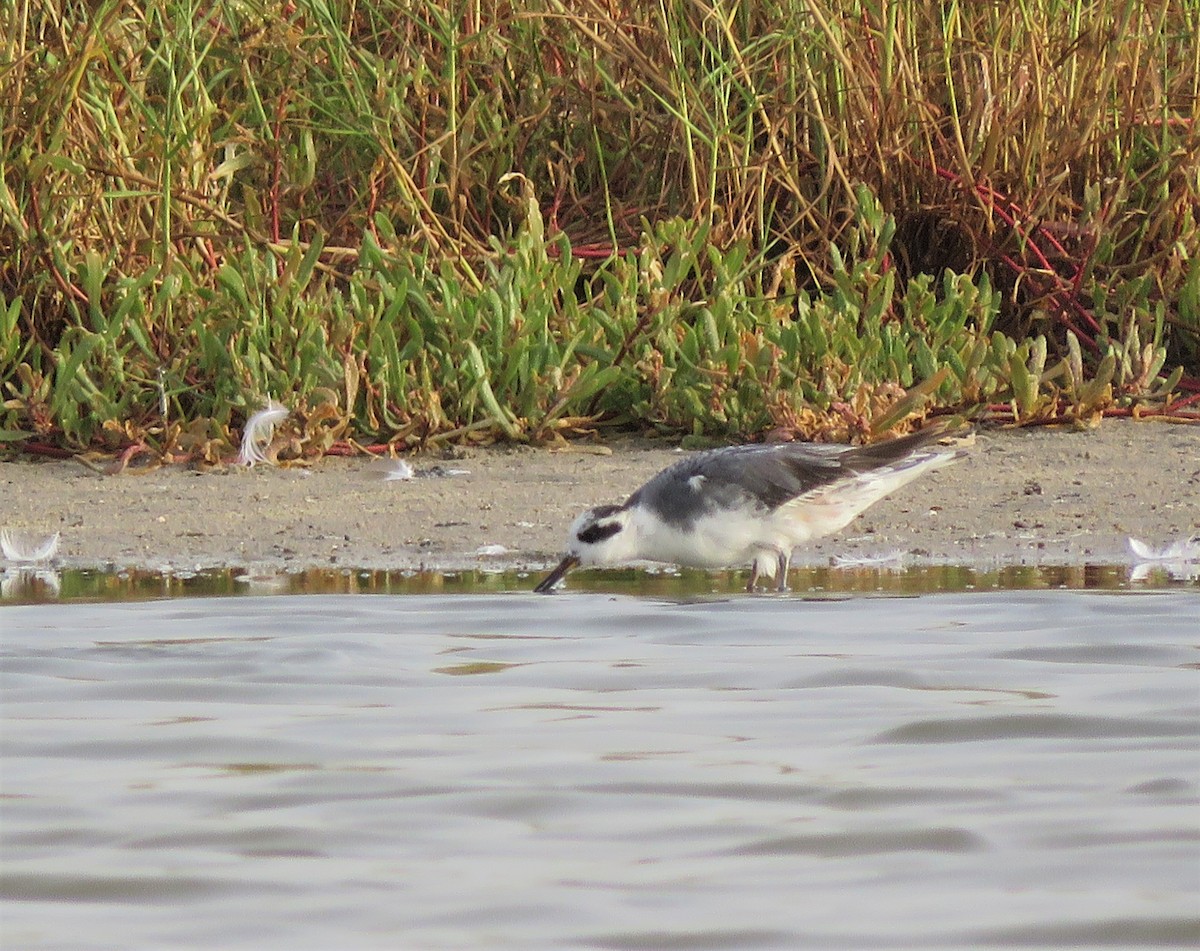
[237,400,289,467]
[365,457,415,481]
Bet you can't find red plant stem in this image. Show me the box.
[195,236,219,271]
[324,442,395,456]
[1107,406,1200,421]
[111,441,148,472]
[543,243,629,260]
[20,442,75,459]
[933,165,1104,340]
[962,176,1077,264]
[994,252,1101,354]
[976,191,1102,337]
[1166,392,1200,411]
[29,190,89,305]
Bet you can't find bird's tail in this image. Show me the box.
[844,420,972,474]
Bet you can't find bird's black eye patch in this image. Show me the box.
[578,520,622,545]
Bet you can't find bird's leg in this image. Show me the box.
[775,550,791,593]
[746,563,760,593]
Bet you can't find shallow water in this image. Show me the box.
[2,559,1197,604]
[3,590,1199,950]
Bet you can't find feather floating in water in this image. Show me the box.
[0,529,61,563]
[237,400,289,467]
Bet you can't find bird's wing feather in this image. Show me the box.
[626,425,966,528]
[627,444,852,527]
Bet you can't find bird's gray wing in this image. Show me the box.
[626,444,850,529]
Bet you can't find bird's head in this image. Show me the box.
[533,504,635,592]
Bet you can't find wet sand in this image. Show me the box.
[1,420,1197,574]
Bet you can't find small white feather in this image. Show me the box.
[365,457,415,481]
[237,399,289,467]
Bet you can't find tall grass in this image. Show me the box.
[2,0,1197,455]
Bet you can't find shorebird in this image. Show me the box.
[534,423,966,593]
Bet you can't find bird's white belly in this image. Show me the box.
[630,499,861,569]
[630,510,781,568]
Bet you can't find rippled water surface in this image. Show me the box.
[3,591,1198,950]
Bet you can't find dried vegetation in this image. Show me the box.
[2,0,1198,462]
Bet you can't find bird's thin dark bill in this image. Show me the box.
[534,555,580,593]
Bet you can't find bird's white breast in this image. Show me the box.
[626,505,777,568]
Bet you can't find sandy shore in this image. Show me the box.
[1,420,1197,575]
